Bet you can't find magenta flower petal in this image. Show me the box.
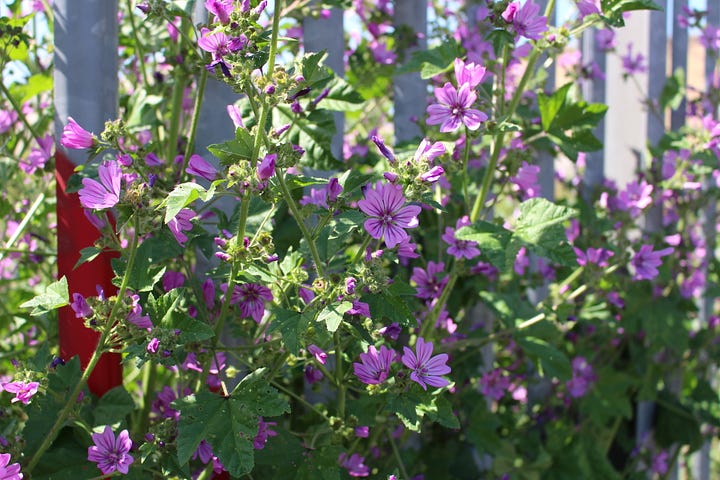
[358,181,420,248]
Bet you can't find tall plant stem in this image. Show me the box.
[27,216,141,473]
[277,170,325,276]
[0,81,43,144]
[334,331,345,418]
[125,0,150,87]
[180,68,208,176]
[0,192,44,263]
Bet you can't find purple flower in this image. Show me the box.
[574,247,614,267]
[372,135,395,163]
[229,283,273,322]
[514,246,530,275]
[357,181,421,248]
[147,337,160,354]
[621,43,647,76]
[0,453,22,480]
[411,261,448,300]
[198,27,247,76]
[419,165,445,184]
[651,450,670,475]
[453,58,487,88]
[70,293,93,318]
[168,208,195,245]
[353,345,395,385]
[60,116,94,149]
[480,368,511,401]
[339,453,370,477]
[227,104,244,128]
[205,0,234,23]
[401,337,451,390]
[253,417,278,449]
[355,426,369,438]
[615,180,653,217]
[414,138,446,163]
[162,271,185,292]
[79,160,122,210]
[566,356,596,398]
[127,294,153,330]
[305,365,324,383]
[630,244,673,281]
[21,134,53,174]
[511,161,541,199]
[0,109,18,134]
[203,279,216,310]
[504,1,547,40]
[88,426,134,475]
[257,153,276,180]
[347,299,371,317]
[187,154,217,181]
[577,0,601,18]
[2,381,39,404]
[426,82,487,133]
[442,216,481,260]
[307,344,327,364]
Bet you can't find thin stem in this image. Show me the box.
[180,68,208,177]
[27,216,140,472]
[125,0,150,87]
[419,271,457,339]
[0,192,45,263]
[352,235,372,263]
[270,379,328,420]
[461,127,471,211]
[388,430,410,480]
[334,330,345,418]
[277,169,325,276]
[0,81,43,143]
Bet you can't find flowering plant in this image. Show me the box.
[1,0,719,479]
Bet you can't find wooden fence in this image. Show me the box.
[52,0,718,478]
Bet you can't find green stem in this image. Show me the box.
[388,430,410,480]
[277,169,325,276]
[125,0,150,87]
[27,217,140,472]
[419,271,457,340]
[0,81,43,143]
[270,379,328,420]
[180,68,208,177]
[26,330,109,472]
[352,235,372,263]
[334,331,346,418]
[133,362,157,438]
[461,126,471,211]
[0,192,45,263]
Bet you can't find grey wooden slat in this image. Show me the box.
[580,30,606,192]
[393,0,427,142]
[670,0,688,130]
[303,6,345,158]
[54,0,118,158]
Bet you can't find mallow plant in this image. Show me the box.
[1,0,719,479]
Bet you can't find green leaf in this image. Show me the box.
[397,39,461,79]
[175,369,289,477]
[161,182,215,223]
[149,290,215,343]
[317,301,352,332]
[74,247,103,269]
[20,276,69,316]
[301,51,332,85]
[294,445,343,480]
[655,390,702,451]
[116,233,183,292]
[321,76,365,112]
[513,198,578,267]
[93,386,136,426]
[660,68,686,111]
[275,106,339,170]
[456,221,513,269]
[388,393,423,431]
[208,127,255,166]
[361,284,416,327]
[467,403,503,454]
[24,357,83,453]
[18,73,52,102]
[516,336,572,381]
[267,308,309,355]
[538,83,572,132]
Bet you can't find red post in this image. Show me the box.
[54,0,122,396]
[56,151,122,396]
